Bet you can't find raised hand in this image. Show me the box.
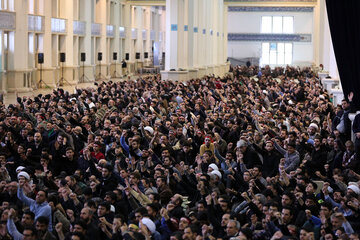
[55,222,63,233]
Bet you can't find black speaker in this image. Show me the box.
[144,52,148,59]
[162,52,165,58]
[38,53,44,64]
[81,52,86,62]
[98,52,102,61]
[60,52,66,63]
[113,52,117,61]
[136,52,140,59]
[125,53,129,60]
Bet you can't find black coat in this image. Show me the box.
[261,150,282,178]
[243,148,262,169]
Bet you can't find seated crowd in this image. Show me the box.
[0,65,360,240]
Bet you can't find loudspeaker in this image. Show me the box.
[60,52,66,63]
[136,52,140,59]
[98,52,102,61]
[144,52,148,59]
[125,53,129,60]
[113,52,117,61]
[162,52,165,58]
[38,53,44,64]
[81,52,86,62]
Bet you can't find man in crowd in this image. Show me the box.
[0,66,359,240]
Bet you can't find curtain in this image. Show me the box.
[326,0,360,109]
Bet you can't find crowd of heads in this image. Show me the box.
[0,65,360,240]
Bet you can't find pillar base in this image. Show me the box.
[41,67,58,88]
[330,87,344,106]
[214,65,221,77]
[218,64,225,77]
[6,69,34,93]
[219,63,229,77]
[57,66,80,86]
[135,61,144,73]
[95,64,110,81]
[321,78,339,93]
[143,60,152,67]
[206,65,215,76]
[318,71,329,80]
[161,70,189,82]
[188,68,198,79]
[127,62,136,75]
[198,67,207,78]
[225,62,231,75]
[109,63,123,78]
[0,71,8,94]
[78,65,96,83]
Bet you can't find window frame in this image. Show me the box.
[261,16,294,34]
[261,42,293,66]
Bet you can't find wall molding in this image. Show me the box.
[228,33,311,42]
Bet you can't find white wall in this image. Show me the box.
[293,42,313,66]
[228,42,261,59]
[228,10,314,66]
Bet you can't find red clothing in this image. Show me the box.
[91,151,105,161]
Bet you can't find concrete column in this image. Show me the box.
[224,6,229,73]
[124,3,134,73]
[42,0,57,87]
[217,0,224,65]
[188,0,199,79]
[7,0,31,92]
[0,31,5,93]
[205,0,213,75]
[95,0,108,79]
[212,0,219,76]
[159,9,166,63]
[218,0,224,76]
[135,7,143,71]
[144,7,151,66]
[313,0,321,66]
[110,0,121,77]
[161,0,189,81]
[214,0,224,77]
[182,0,188,70]
[59,0,77,85]
[79,0,95,82]
[59,0,74,76]
[197,0,206,77]
[164,0,179,70]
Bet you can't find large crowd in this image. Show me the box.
[0,65,360,240]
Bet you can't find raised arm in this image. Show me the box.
[17,182,35,207]
[272,139,287,156]
[7,209,24,240]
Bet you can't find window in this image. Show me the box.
[261,16,294,65]
[261,16,293,34]
[261,42,292,65]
